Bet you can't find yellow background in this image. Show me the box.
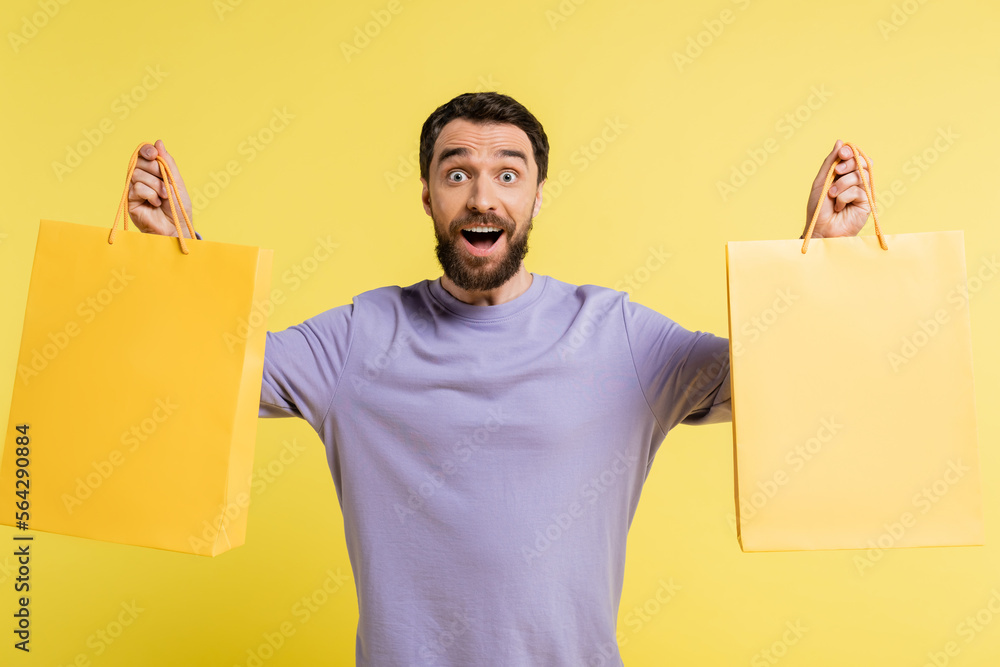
[1,0,998,665]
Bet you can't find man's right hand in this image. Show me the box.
[128,140,195,237]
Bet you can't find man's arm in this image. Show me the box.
[258,305,356,432]
[626,140,875,434]
[623,299,731,435]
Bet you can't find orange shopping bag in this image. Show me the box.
[725,143,984,552]
[0,144,273,556]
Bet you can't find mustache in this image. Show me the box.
[449,212,514,236]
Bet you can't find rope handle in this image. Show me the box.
[108,142,197,254]
[801,142,886,254]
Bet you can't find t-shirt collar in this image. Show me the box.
[428,273,548,321]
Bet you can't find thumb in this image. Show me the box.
[154,139,184,186]
[814,139,843,188]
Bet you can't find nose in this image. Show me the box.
[467,177,498,213]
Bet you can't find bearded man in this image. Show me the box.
[127,92,871,666]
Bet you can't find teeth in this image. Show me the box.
[465,226,502,233]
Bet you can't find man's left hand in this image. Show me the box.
[803,140,874,239]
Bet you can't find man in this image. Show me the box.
[127,92,871,666]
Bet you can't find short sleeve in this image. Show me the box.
[259,304,356,432]
[623,298,731,435]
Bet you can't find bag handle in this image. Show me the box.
[108,142,197,254]
[801,142,886,254]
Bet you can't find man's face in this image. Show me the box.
[421,119,544,292]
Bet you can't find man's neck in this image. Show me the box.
[439,265,533,306]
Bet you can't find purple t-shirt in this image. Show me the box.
[259,273,730,666]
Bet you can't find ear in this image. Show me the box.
[420,177,432,217]
[531,179,546,218]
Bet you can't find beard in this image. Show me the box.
[433,209,533,292]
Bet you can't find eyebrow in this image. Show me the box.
[437,146,529,168]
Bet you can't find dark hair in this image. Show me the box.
[419,92,549,185]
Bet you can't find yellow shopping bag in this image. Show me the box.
[0,143,273,556]
[725,143,984,552]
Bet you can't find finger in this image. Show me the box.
[836,163,872,199]
[833,185,872,213]
[131,169,169,199]
[828,171,863,197]
[835,154,869,175]
[134,156,165,181]
[130,181,162,208]
[138,142,158,161]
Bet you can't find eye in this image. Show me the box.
[447,171,467,183]
[500,171,517,183]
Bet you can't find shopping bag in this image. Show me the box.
[725,143,983,552]
[0,143,273,556]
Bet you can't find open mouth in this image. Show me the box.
[460,226,505,253]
